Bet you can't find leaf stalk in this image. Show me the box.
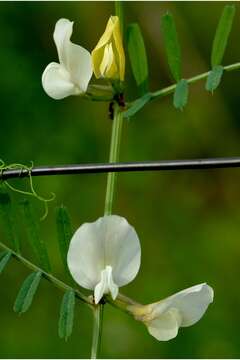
[0,240,92,308]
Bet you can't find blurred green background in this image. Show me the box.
[0,1,240,358]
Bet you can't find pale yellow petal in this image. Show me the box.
[91,16,125,80]
[112,17,125,81]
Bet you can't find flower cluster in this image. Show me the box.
[43,16,214,343]
[67,215,213,341]
[42,17,124,100]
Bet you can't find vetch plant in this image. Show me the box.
[0,2,240,358]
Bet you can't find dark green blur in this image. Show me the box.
[0,2,240,358]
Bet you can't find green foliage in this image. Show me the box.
[14,271,42,314]
[0,2,240,358]
[20,199,51,272]
[211,5,235,67]
[56,206,72,273]
[0,187,20,253]
[161,12,181,82]
[173,79,188,110]
[124,93,152,119]
[0,251,11,274]
[206,65,224,92]
[58,289,75,341]
[127,23,149,95]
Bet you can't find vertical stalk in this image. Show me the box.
[115,0,124,35]
[104,105,123,215]
[91,304,104,359]
[90,105,123,358]
[91,3,124,357]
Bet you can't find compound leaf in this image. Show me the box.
[161,12,181,82]
[0,251,11,274]
[56,206,72,273]
[14,271,42,314]
[206,65,224,92]
[173,79,189,110]
[123,93,152,119]
[58,289,75,341]
[127,23,149,95]
[20,199,50,272]
[211,5,235,67]
[0,187,20,253]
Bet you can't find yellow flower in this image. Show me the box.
[92,16,125,81]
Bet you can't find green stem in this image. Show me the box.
[106,293,140,314]
[0,240,92,308]
[115,0,124,35]
[124,62,240,117]
[150,62,240,100]
[90,105,124,358]
[91,304,104,359]
[104,105,124,215]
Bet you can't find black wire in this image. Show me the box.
[1,157,240,180]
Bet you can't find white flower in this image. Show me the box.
[67,215,141,304]
[129,283,214,341]
[42,18,92,100]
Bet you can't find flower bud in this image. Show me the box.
[92,16,125,81]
